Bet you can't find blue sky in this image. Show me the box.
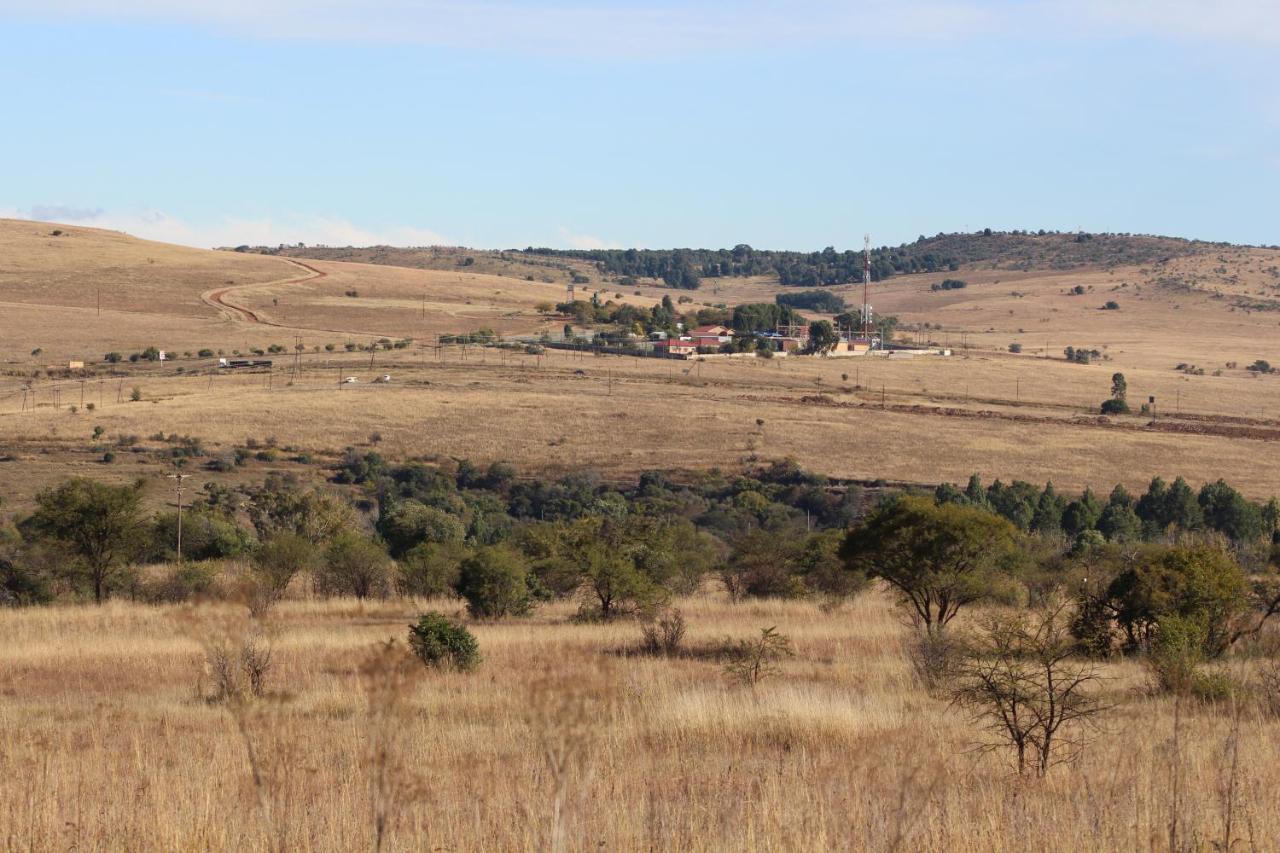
[1,1,1277,250]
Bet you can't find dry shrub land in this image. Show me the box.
[4,221,1280,851]
[2,593,1278,851]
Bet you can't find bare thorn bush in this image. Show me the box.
[950,600,1110,776]
[638,607,686,657]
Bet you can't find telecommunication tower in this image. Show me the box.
[861,234,873,341]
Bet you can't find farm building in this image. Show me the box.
[654,339,698,357]
[688,324,734,348]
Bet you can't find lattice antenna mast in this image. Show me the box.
[862,233,872,341]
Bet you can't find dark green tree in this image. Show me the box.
[25,478,146,603]
[839,496,1022,635]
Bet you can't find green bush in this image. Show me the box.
[316,533,392,599]
[1100,398,1129,415]
[408,612,480,671]
[143,561,218,604]
[398,541,466,597]
[0,554,53,606]
[457,545,532,618]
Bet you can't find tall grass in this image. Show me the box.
[2,590,1279,850]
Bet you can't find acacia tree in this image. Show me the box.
[25,477,146,603]
[952,601,1107,776]
[839,495,1022,635]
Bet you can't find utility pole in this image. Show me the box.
[168,473,192,563]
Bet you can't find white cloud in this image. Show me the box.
[1053,0,1280,46]
[0,1,1006,54]
[1,206,450,248]
[556,226,620,250]
[4,0,1278,53]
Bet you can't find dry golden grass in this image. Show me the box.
[1,589,1277,851]
[3,342,1280,514]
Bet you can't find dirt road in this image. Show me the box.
[200,258,326,326]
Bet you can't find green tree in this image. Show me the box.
[1110,373,1127,401]
[1106,545,1248,657]
[1097,502,1141,543]
[246,480,358,543]
[1031,482,1066,534]
[377,500,466,557]
[839,496,1022,635]
[457,545,532,618]
[25,478,146,603]
[1198,479,1263,542]
[316,533,392,599]
[1062,488,1103,536]
[398,541,467,598]
[252,533,317,603]
[806,320,839,355]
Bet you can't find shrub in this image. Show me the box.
[457,545,532,618]
[378,500,466,557]
[398,541,466,598]
[1143,614,1242,702]
[103,352,122,363]
[408,612,480,671]
[904,629,962,696]
[144,561,218,604]
[1008,343,1023,353]
[723,626,794,686]
[252,533,316,606]
[1103,301,1120,310]
[1100,398,1129,415]
[0,554,53,607]
[130,386,142,402]
[316,533,392,599]
[639,608,686,656]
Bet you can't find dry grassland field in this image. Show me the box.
[5,219,1280,851]
[3,592,1279,851]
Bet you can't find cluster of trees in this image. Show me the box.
[1063,346,1103,364]
[0,459,866,614]
[5,455,1277,685]
[934,473,1278,549]
[522,241,961,290]
[930,279,967,292]
[730,303,808,334]
[775,290,846,313]
[520,231,1213,293]
[844,494,1280,681]
[554,294,686,338]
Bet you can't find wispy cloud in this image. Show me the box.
[556,226,620,251]
[1,206,450,248]
[27,204,104,221]
[4,0,1278,53]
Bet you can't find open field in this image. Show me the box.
[2,218,1279,505]
[3,343,1280,515]
[1,590,1277,851]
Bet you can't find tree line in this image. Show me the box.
[3,453,1277,624]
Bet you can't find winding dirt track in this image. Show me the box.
[200,258,326,326]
